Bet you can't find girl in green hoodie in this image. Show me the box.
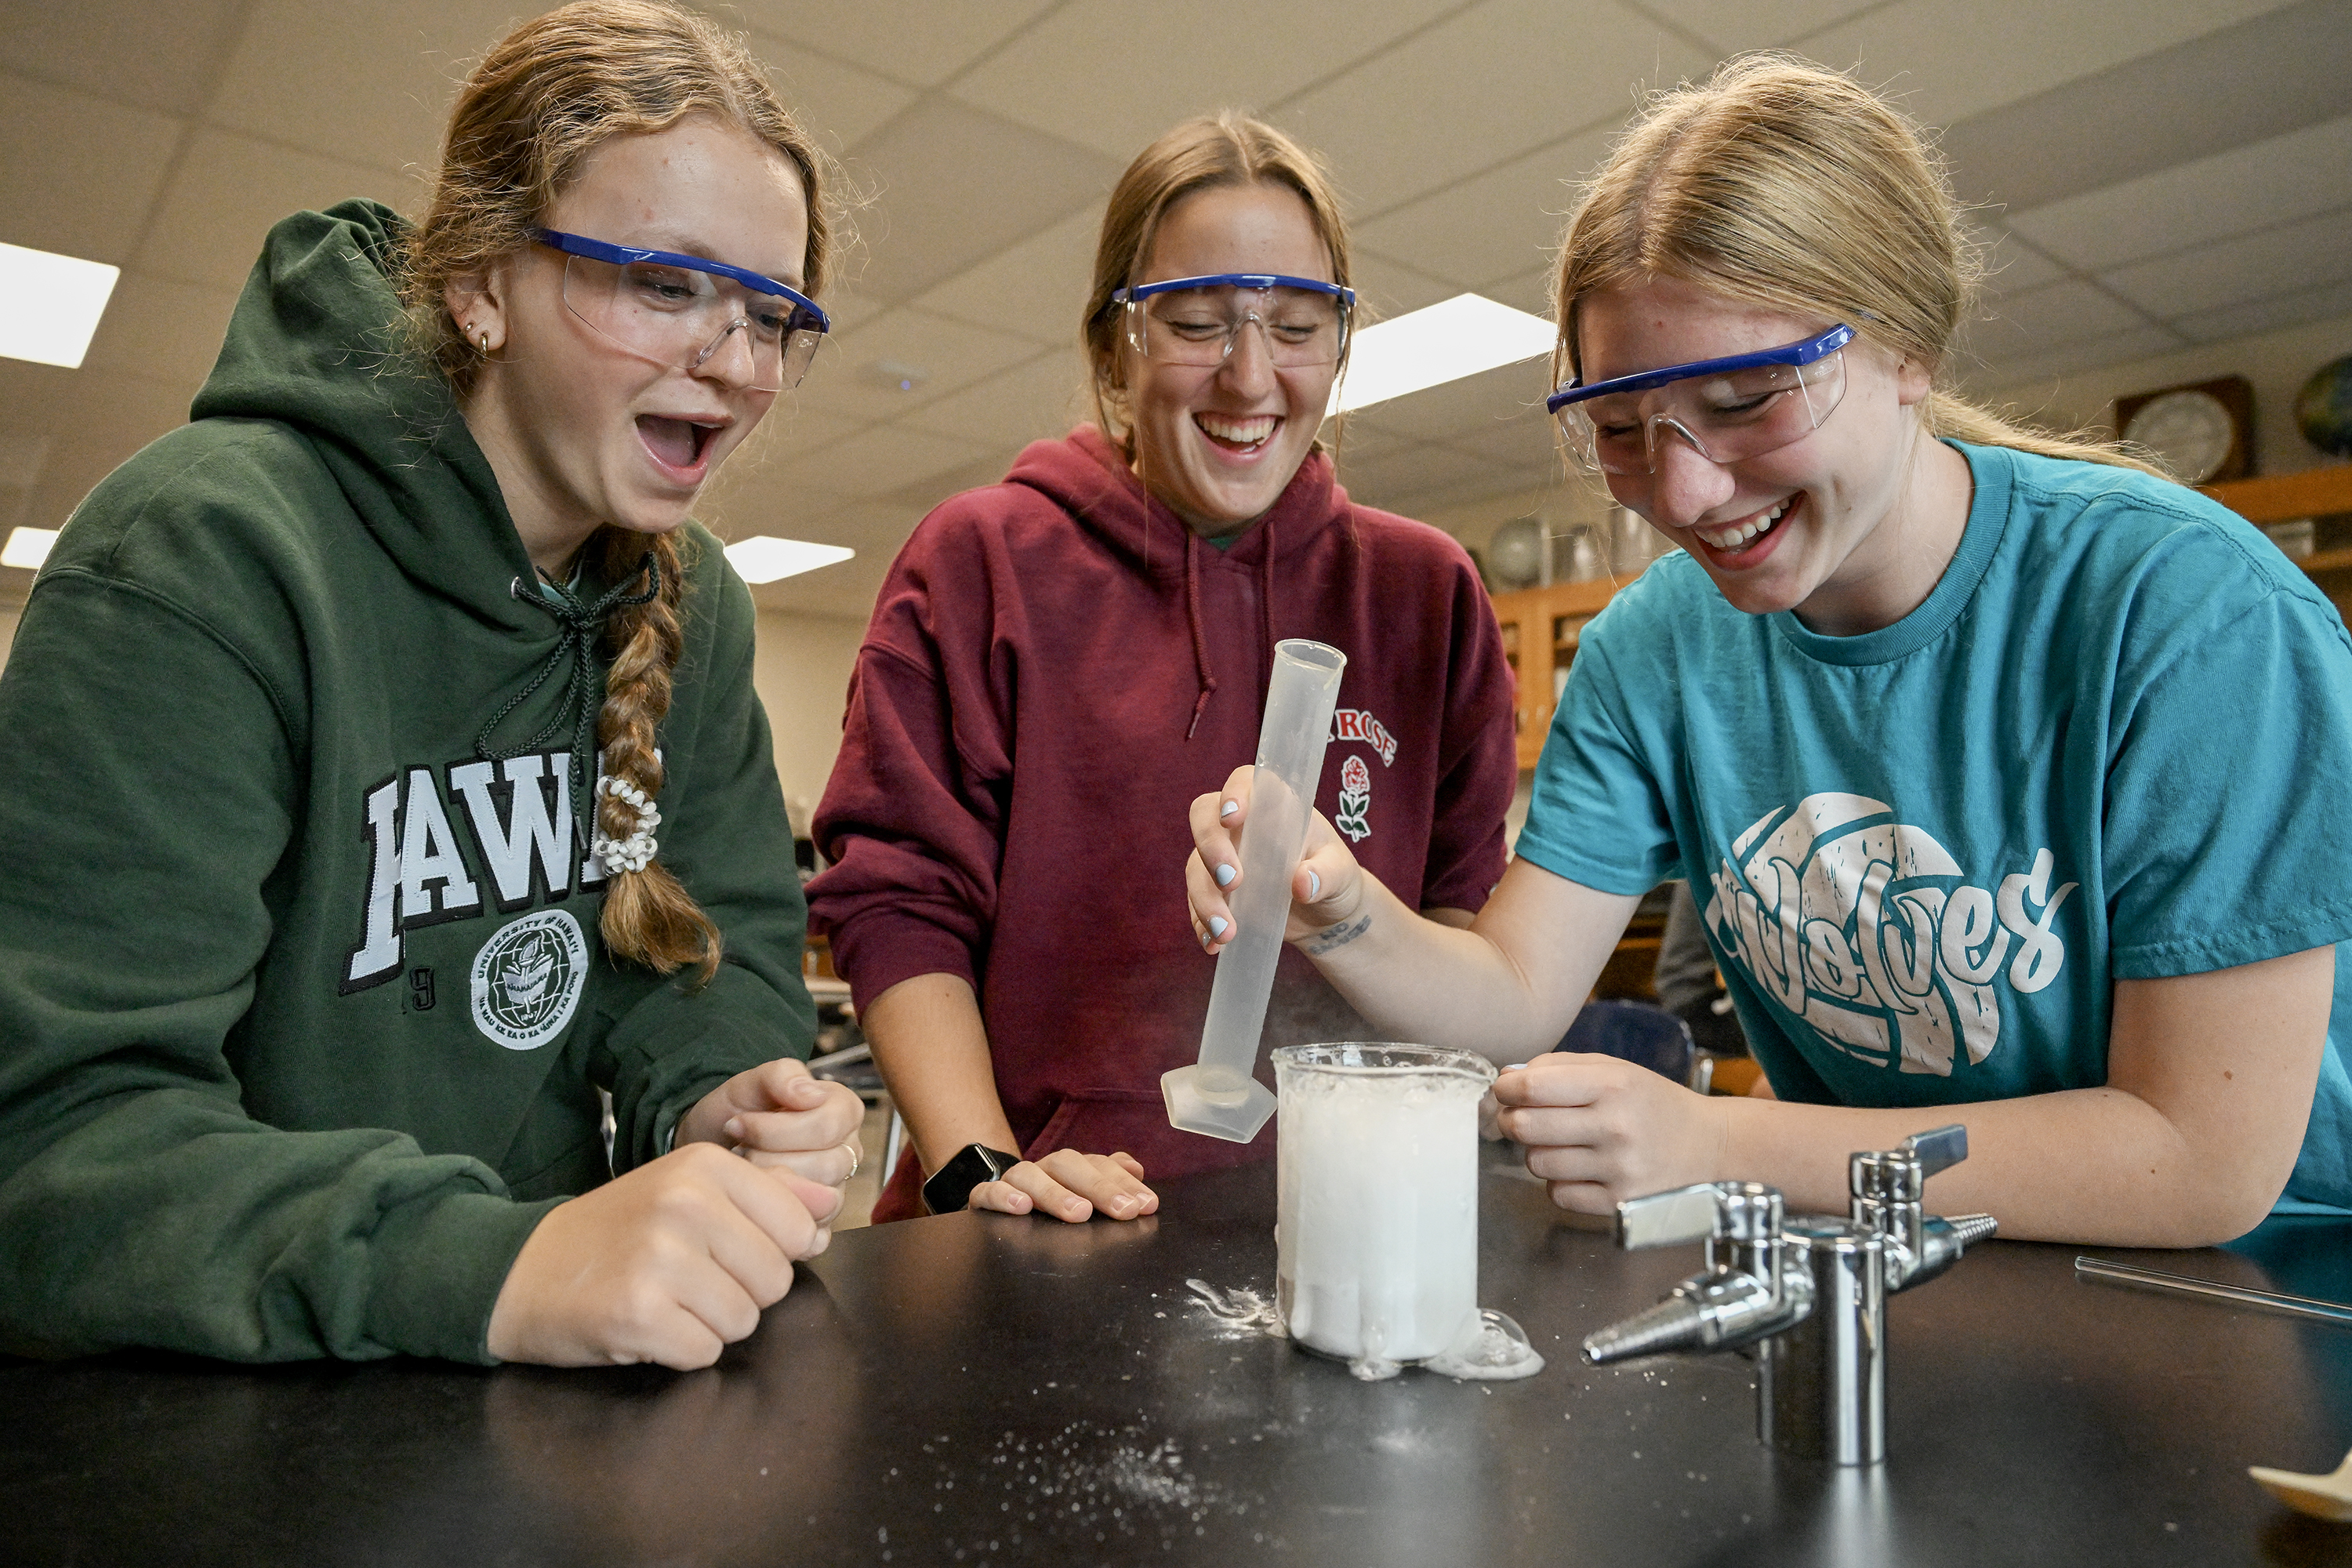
[0,1,862,1370]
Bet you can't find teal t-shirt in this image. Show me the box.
[1517,441,2352,1213]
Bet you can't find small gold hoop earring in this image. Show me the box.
[478,332,491,354]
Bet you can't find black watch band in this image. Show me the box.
[922,1142,1021,1215]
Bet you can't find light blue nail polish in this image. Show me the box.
[1308,869,1321,899]
[1209,916,1229,938]
[1220,800,1239,818]
[1214,864,1236,887]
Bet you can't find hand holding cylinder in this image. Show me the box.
[1166,639,1348,1142]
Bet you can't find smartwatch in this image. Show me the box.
[922,1142,1022,1215]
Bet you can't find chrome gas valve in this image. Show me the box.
[1581,1125,1998,1466]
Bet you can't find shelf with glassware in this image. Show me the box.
[1491,575,1621,772]
[2201,464,2352,575]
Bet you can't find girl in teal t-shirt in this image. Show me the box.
[1185,56,2352,1247]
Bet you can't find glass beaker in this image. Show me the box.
[1273,1043,1497,1367]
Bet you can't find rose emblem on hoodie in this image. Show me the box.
[1335,754,1372,844]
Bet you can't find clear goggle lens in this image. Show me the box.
[1121,280,1351,368]
[558,252,824,393]
[1556,350,1847,474]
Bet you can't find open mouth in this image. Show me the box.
[636,415,722,478]
[1691,493,1798,564]
[1195,412,1279,454]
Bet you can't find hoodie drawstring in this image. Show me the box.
[478,555,659,802]
[1259,517,1277,677]
[1183,528,1217,741]
[1180,517,1283,742]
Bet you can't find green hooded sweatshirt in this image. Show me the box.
[0,200,815,1363]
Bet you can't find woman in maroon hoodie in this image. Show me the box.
[808,113,1517,1224]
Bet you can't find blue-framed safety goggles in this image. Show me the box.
[1112,272,1356,368]
[1548,323,1855,474]
[532,227,829,392]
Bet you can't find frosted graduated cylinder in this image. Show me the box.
[1163,638,1347,1143]
[1274,1044,1496,1367]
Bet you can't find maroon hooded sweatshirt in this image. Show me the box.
[808,426,1515,1221]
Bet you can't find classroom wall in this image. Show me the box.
[1977,309,2352,477]
[749,607,866,838]
[0,604,18,679]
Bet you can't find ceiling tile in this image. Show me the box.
[809,289,886,338]
[134,129,419,291]
[838,98,1122,304]
[76,274,244,395]
[1445,416,1564,470]
[2172,277,2352,345]
[763,419,995,502]
[203,0,518,179]
[2102,205,2352,321]
[1348,249,1465,325]
[1639,0,1882,54]
[908,203,1104,347]
[947,0,1461,162]
[748,548,890,620]
[739,495,929,619]
[1347,355,1553,444]
[720,0,1062,89]
[793,307,1045,423]
[0,431,52,490]
[0,74,184,264]
[880,452,1018,515]
[1277,0,1709,216]
[2006,113,2352,274]
[1482,265,1556,321]
[1934,0,2352,212]
[804,498,943,561]
[900,349,1092,450]
[9,372,195,529]
[1958,324,2189,393]
[1802,0,2302,129]
[1960,279,2157,368]
[0,0,245,117]
[744,28,920,154]
[1973,228,2069,296]
[709,401,871,488]
[1353,126,1610,292]
[1335,438,1503,512]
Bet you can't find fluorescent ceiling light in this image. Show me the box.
[1328,293,1555,418]
[724,535,854,584]
[0,243,121,370]
[2,526,58,570]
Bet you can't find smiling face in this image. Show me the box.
[451,114,810,575]
[1575,275,1969,636]
[1123,182,1339,537]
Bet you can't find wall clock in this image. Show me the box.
[2114,374,2252,485]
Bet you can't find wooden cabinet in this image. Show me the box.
[1489,577,1622,771]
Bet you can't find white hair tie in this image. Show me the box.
[593,775,662,876]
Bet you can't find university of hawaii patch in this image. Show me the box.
[470,909,589,1050]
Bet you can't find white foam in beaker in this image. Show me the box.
[1274,1044,1494,1374]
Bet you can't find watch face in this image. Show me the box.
[2123,389,2235,484]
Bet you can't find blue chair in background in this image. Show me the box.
[1556,999,1707,1091]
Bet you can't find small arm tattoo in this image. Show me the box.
[1299,912,1372,956]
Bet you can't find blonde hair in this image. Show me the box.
[1082,112,1353,455]
[1552,53,2162,476]
[403,0,837,981]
